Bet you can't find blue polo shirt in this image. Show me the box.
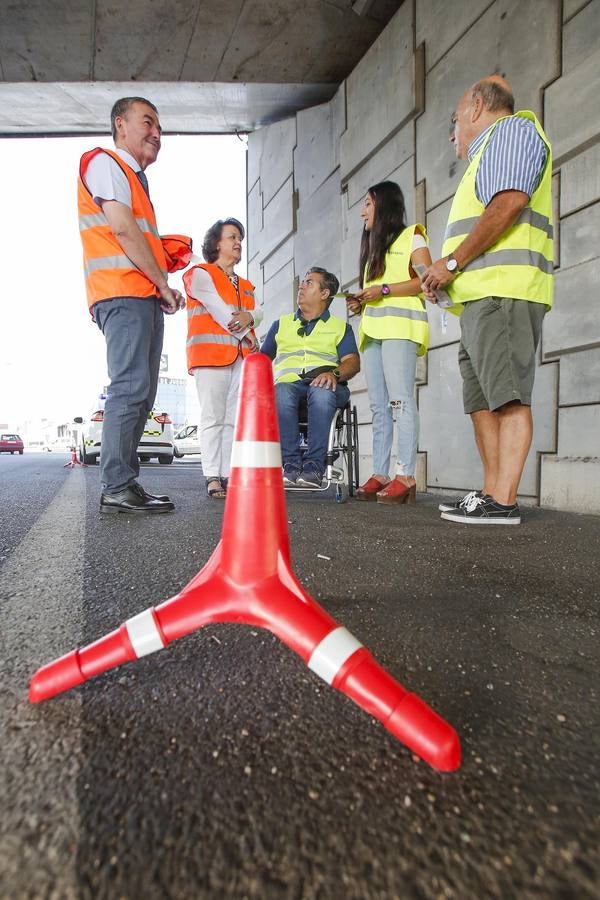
[261,309,358,361]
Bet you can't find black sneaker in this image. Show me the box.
[282,464,301,486]
[438,489,483,513]
[441,494,521,525]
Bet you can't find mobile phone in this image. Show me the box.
[413,263,454,309]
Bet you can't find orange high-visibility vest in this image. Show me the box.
[183,263,257,370]
[78,148,167,309]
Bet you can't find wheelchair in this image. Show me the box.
[285,401,360,502]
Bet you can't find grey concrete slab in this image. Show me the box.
[294,100,338,204]
[417,0,559,211]
[416,0,491,73]
[247,180,263,262]
[258,117,296,206]
[562,0,600,73]
[560,142,600,216]
[345,122,414,207]
[0,82,339,135]
[545,47,600,164]
[259,175,296,263]
[340,1,415,180]
[259,259,296,339]
[262,236,295,284]
[543,259,600,356]
[563,0,594,20]
[247,129,264,191]
[295,172,342,278]
[560,201,600,270]
[557,405,600,457]
[559,347,600,405]
[541,455,600,511]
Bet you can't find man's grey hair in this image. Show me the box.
[307,267,340,306]
[110,97,158,140]
[471,80,514,115]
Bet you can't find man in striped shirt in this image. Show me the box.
[423,76,553,525]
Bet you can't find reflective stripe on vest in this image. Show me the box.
[358,224,429,356]
[183,263,256,370]
[273,314,347,384]
[442,111,554,310]
[78,148,167,309]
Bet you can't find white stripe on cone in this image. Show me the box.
[230,440,282,468]
[126,609,165,658]
[307,626,363,685]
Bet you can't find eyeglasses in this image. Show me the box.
[297,325,307,337]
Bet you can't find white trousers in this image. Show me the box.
[194,358,243,479]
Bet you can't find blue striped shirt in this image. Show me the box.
[468,116,547,207]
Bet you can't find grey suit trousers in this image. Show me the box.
[94,297,164,493]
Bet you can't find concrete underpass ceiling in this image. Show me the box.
[0,0,403,134]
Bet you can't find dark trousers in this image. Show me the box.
[94,297,164,493]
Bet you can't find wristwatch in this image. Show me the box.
[380,284,391,296]
[332,369,341,379]
[445,253,460,273]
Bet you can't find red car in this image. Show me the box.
[0,433,24,454]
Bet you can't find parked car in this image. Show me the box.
[76,406,175,465]
[0,433,24,455]
[173,425,202,458]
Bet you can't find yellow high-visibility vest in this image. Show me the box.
[443,110,553,311]
[274,313,347,384]
[358,224,429,356]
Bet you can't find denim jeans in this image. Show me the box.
[275,380,350,475]
[94,297,163,493]
[362,337,418,477]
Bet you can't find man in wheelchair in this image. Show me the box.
[261,267,360,487]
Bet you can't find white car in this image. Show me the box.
[173,425,201,458]
[76,405,175,465]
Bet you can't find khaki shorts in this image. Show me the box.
[458,297,547,414]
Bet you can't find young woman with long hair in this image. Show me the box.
[348,181,431,504]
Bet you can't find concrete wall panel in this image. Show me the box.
[559,348,600,405]
[418,0,559,210]
[259,176,295,264]
[345,124,414,208]
[259,118,297,206]
[557,405,600,456]
[262,237,294,284]
[541,457,600,513]
[545,48,600,164]
[560,143,600,216]
[562,0,600,73]
[563,0,591,19]
[247,129,264,191]
[295,172,342,278]
[560,202,600,270]
[340,1,415,181]
[544,259,600,357]
[295,101,337,204]
[261,260,296,338]
[247,180,263,262]
[416,0,492,73]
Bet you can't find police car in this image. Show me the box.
[77,403,175,465]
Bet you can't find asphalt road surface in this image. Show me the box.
[1,452,599,899]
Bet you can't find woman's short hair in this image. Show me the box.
[359,181,407,286]
[202,217,245,263]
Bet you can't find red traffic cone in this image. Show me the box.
[29,354,460,772]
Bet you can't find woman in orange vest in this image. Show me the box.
[183,218,261,499]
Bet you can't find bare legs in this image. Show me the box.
[471,402,533,505]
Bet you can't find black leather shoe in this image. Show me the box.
[100,486,174,514]
[132,482,170,503]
